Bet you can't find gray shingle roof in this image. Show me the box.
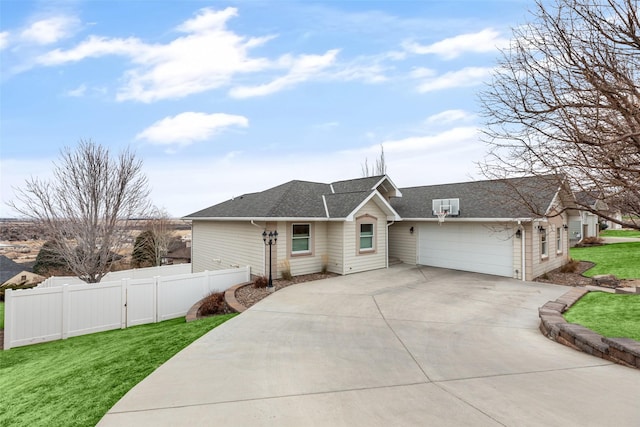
[1,255,28,284]
[185,176,392,220]
[331,176,385,193]
[185,175,562,221]
[391,175,562,219]
[324,191,371,218]
[185,180,331,218]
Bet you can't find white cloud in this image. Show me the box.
[425,109,475,125]
[409,67,437,79]
[378,126,479,153]
[229,49,339,98]
[0,32,9,50]
[33,7,385,102]
[66,84,87,97]
[40,35,145,64]
[403,28,509,60]
[20,15,80,45]
[416,67,493,93]
[36,7,274,103]
[136,112,249,146]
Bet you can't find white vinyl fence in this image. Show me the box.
[4,266,250,350]
[37,263,192,288]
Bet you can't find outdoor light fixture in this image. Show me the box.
[262,230,278,291]
[563,224,569,229]
[515,229,522,238]
[537,225,545,233]
[410,226,414,234]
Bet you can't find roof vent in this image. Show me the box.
[432,198,460,216]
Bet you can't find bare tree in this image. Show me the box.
[9,140,151,282]
[479,0,640,229]
[361,145,388,177]
[132,207,175,267]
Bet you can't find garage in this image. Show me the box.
[418,222,514,277]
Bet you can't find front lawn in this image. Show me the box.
[600,229,640,238]
[564,292,640,341]
[0,314,236,426]
[0,301,4,329]
[570,242,640,278]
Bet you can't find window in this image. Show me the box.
[541,230,548,257]
[556,227,562,253]
[360,223,374,251]
[291,224,310,253]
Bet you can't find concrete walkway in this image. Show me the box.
[99,265,640,426]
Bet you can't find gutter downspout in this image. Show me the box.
[386,221,394,269]
[518,220,526,282]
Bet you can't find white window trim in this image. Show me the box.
[356,214,377,255]
[359,223,375,252]
[556,227,563,254]
[291,223,312,256]
[541,230,548,259]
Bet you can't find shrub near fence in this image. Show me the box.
[4,266,250,350]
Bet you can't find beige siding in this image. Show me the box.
[191,221,264,275]
[343,201,387,274]
[327,222,345,274]
[389,222,417,265]
[528,216,569,280]
[280,221,330,277]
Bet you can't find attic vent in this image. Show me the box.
[432,198,460,216]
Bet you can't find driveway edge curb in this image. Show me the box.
[539,288,640,369]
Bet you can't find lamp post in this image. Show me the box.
[262,230,278,291]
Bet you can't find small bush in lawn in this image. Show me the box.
[198,292,233,316]
[279,259,292,281]
[321,254,329,274]
[576,236,604,247]
[560,258,580,273]
[253,275,268,288]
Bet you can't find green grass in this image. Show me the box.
[570,242,640,278]
[0,302,4,330]
[564,292,640,341]
[600,229,640,238]
[0,314,236,427]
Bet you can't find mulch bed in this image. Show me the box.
[235,272,338,309]
[534,261,640,289]
[534,261,595,287]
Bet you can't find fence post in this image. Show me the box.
[154,276,160,323]
[61,284,69,340]
[4,289,12,350]
[121,279,128,329]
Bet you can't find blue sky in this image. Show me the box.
[1,0,532,217]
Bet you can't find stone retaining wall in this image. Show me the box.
[539,288,640,369]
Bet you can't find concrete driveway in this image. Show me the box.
[99,265,640,426]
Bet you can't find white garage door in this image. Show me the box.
[418,223,514,277]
